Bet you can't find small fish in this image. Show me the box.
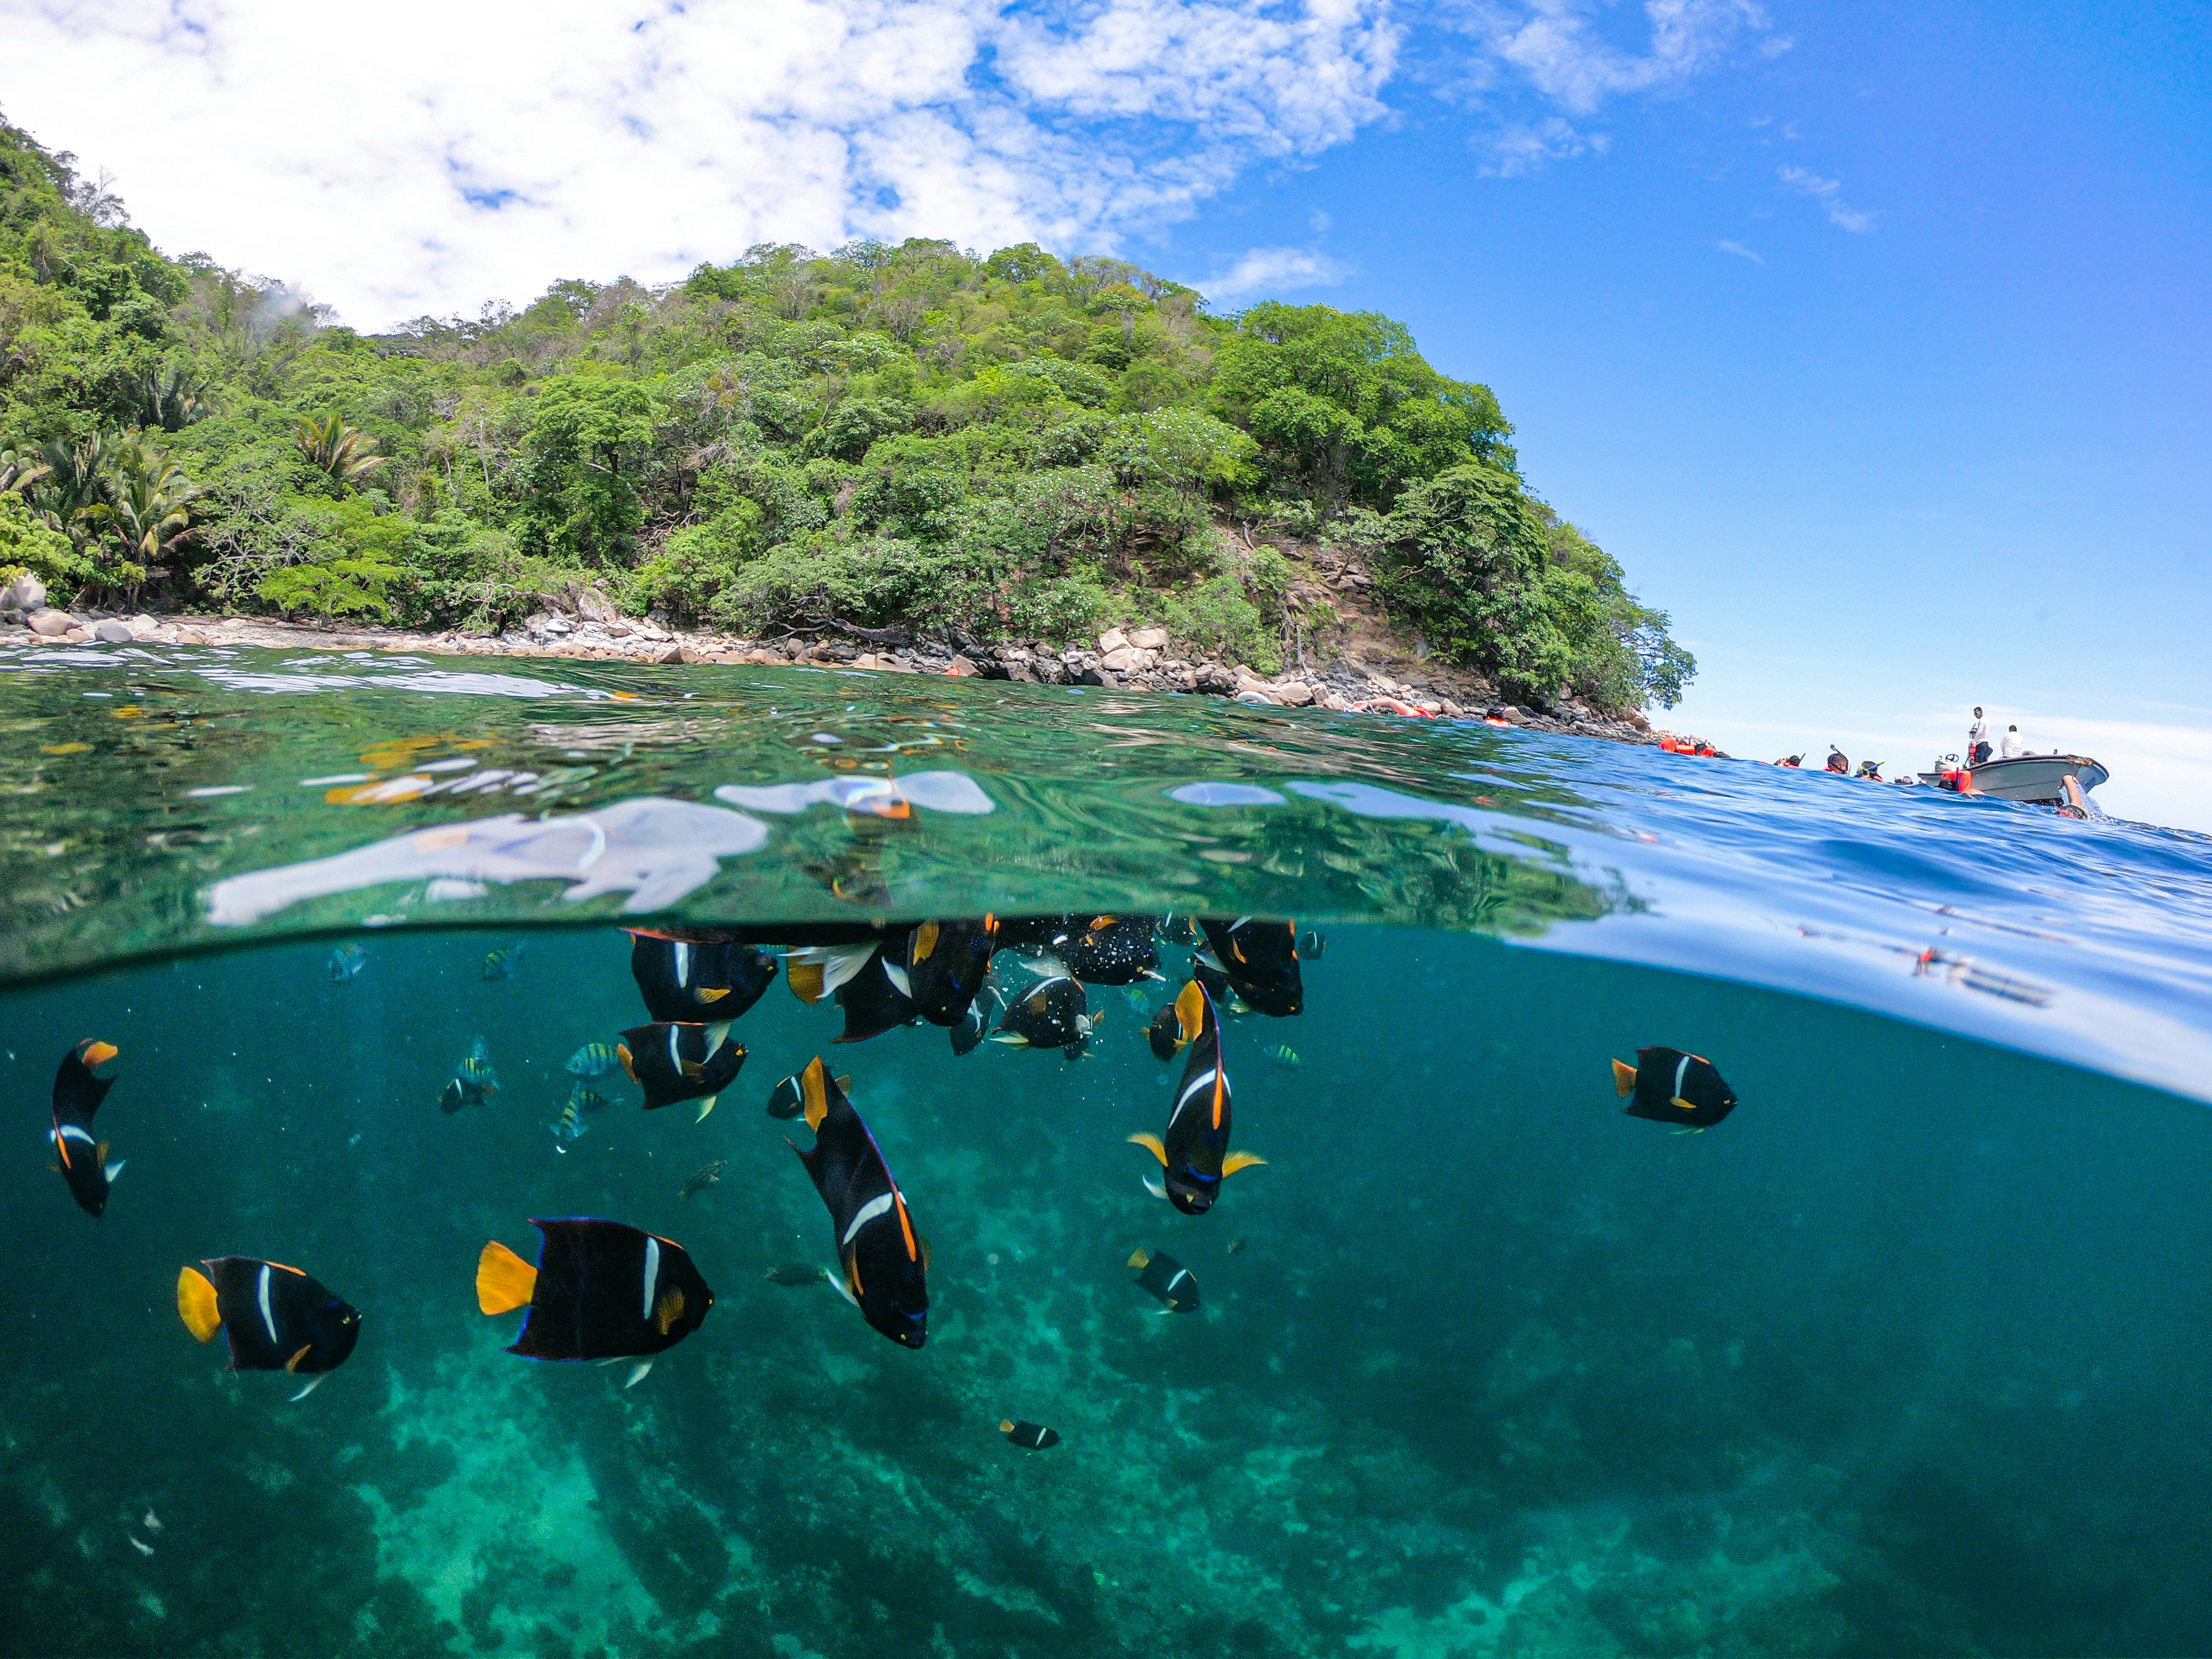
[1000,1418,1061,1451]
[49,1039,124,1218]
[991,975,1091,1051]
[129,1535,154,1557]
[482,945,525,980]
[458,1039,498,1092]
[142,1509,161,1533]
[1129,980,1265,1215]
[1299,928,1326,958]
[477,1218,714,1362]
[1225,1237,1248,1256]
[1197,916,1303,1017]
[765,1264,828,1287]
[178,1256,363,1390]
[567,1082,613,1116]
[439,1078,483,1115]
[326,942,367,982]
[1264,1043,1301,1069]
[1147,1004,1185,1062]
[551,1098,588,1149]
[1611,1048,1739,1130]
[618,1022,745,1118]
[565,1041,623,1077]
[1127,1246,1200,1312]
[1123,984,1154,1015]
[677,1159,727,1200]
[786,1058,928,1348]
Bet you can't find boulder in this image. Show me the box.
[946,655,980,677]
[127,614,162,640]
[651,642,685,664]
[1318,691,1353,712]
[1096,627,1129,654]
[1,573,47,612]
[1274,680,1316,707]
[93,619,135,644]
[1128,627,1168,651]
[1100,645,1156,674]
[575,586,619,623]
[29,610,75,638]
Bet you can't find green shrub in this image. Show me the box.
[1163,573,1279,674]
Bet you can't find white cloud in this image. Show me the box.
[1716,238,1766,265]
[1478,115,1609,176]
[1467,0,1776,116]
[0,0,1398,326]
[1778,163,1876,232]
[1197,244,1353,301]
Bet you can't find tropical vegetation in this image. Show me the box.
[0,115,1691,709]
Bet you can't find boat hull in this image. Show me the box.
[1917,755,2108,803]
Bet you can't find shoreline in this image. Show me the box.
[3,604,1717,752]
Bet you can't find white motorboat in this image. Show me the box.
[1917,753,2108,805]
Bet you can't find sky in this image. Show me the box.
[4,0,2209,827]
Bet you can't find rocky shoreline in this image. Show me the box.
[1,573,1713,752]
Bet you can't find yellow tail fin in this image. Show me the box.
[912,921,941,963]
[999,1418,1015,1433]
[1176,979,1206,1042]
[476,1240,538,1315]
[1126,1247,1150,1270]
[788,961,827,1005]
[1222,1150,1268,1176]
[177,1266,222,1343]
[801,1057,830,1130]
[1128,1131,1168,1166]
[1611,1058,1637,1098]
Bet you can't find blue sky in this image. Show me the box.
[6,0,2209,823]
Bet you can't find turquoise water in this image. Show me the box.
[6,641,2212,1656]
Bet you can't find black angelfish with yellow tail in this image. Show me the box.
[627,930,779,1024]
[785,1058,928,1348]
[1611,1048,1739,1130]
[1197,916,1303,1017]
[897,918,999,1026]
[618,1022,745,1120]
[177,1256,362,1399]
[1129,980,1264,1215]
[49,1039,124,1218]
[1126,1246,1200,1312]
[476,1219,713,1383]
[833,947,921,1044]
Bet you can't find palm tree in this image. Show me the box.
[0,447,50,495]
[86,443,201,589]
[32,435,113,545]
[294,411,384,485]
[128,365,213,433]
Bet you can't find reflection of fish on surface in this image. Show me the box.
[1129,981,1265,1214]
[177,1256,362,1400]
[477,1218,713,1381]
[326,942,366,982]
[992,975,1092,1052]
[785,1058,928,1348]
[49,1039,124,1218]
[677,1159,727,1200]
[482,945,525,980]
[1000,1418,1061,1451]
[618,1022,745,1119]
[1197,916,1303,1016]
[627,930,779,1024]
[1127,1246,1199,1312]
[1610,1047,1739,1130]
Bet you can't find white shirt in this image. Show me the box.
[2000,728,2025,759]
[1968,716,1990,748]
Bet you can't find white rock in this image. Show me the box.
[1,573,46,612]
[1127,627,1168,651]
[1101,645,1159,673]
[1234,688,1280,707]
[1319,691,1353,711]
[93,619,135,644]
[127,614,161,640]
[1096,627,1129,653]
[1275,681,1316,707]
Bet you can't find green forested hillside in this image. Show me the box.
[0,117,1691,709]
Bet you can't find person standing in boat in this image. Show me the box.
[2000,723,2025,759]
[1968,708,1992,765]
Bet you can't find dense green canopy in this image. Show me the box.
[0,119,1692,709]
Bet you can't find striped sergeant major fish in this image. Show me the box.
[785,1059,928,1349]
[476,1218,713,1386]
[49,1039,124,1218]
[177,1256,362,1400]
[1129,980,1265,1215]
[1611,1047,1739,1130]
